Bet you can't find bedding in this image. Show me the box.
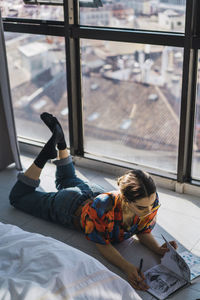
[0,222,141,300]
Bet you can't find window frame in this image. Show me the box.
[2,0,200,184]
[22,0,103,7]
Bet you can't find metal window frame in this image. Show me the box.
[23,0,63,6]
[22,0,103,7]
[2,0,200,183]
[63,0,84,156]
[177,0,199,183]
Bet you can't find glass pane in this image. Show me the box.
[5,33,69,144]
[192,53,200,179]
[80,0,186,32]
[0,1,63,20]
[81,39,183,172]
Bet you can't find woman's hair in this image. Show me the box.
[117,169,156,203]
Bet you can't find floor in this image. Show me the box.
[1,153,200,300]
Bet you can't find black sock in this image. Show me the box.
[40,112,67,150]
[34,125,62,169]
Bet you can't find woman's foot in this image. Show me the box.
[40,112,67,150]
[40,112,58,132]
[34,124,63,169]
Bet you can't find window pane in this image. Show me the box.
[5,33,69,144]
[0,1,63,20]
[192,53,200,179]
[81,39,183,172]
[80,0,186,32]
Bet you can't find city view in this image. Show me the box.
[2,0,200,178]
[1,0,186,31]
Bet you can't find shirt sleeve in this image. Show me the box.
[83,193,115,245]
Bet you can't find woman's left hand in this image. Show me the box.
[157,240,178,256]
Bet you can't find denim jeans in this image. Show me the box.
[9,156,105,229]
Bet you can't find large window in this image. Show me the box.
[81,40,183,172]
[80,0,186,32]
[5,32,69,144]
[2,0,200,184]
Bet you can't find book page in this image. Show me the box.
[179,251,200,280]
[144,264,187,300]
[161,235,190,282]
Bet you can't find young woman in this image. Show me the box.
[9,112,177,291]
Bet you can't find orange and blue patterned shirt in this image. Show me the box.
[81,191,160,245]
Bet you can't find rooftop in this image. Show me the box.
[18,42,51,57]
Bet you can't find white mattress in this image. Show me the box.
[0,222,141,300]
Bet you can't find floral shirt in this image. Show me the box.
[80,191,160,245]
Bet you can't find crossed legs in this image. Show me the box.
[24,113,69,181]
[9,113,81,225]
[24,149,69,181]
[9,112,105,225]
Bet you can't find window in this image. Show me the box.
[2,0,200,184]
[81,39,183,172]
[0,0,64,20]
[5,33,69,144]
[79,0,186,32]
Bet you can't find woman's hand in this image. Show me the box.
[156,240,178,256]
[126,263,149,290]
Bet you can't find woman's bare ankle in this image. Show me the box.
[24,163,42,180]
[58,149,69,160]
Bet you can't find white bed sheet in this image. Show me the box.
[0,222,141,300]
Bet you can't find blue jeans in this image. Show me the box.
[9,156,105,229]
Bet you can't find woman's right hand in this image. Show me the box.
[126,263,149,290]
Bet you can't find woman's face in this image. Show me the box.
[127,192,157,217]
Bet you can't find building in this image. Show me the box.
[18,42,53,78]
[80,7,112,26]
[158,9,184,31]
[160,0,186,4]
[118,0,152,15]
[159,0,186,12]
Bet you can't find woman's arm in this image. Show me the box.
[137,232,178,255]
[95,243,148,290]
[137,232,160,254]
[96,243,130,272]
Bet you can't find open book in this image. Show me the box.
[144,235,200,300]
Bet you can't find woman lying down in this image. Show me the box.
[9,112,177,291]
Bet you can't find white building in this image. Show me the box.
[160,0,186,5]
[158,9,184,31]
[18,42,53,78]
[80,8,112,26]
